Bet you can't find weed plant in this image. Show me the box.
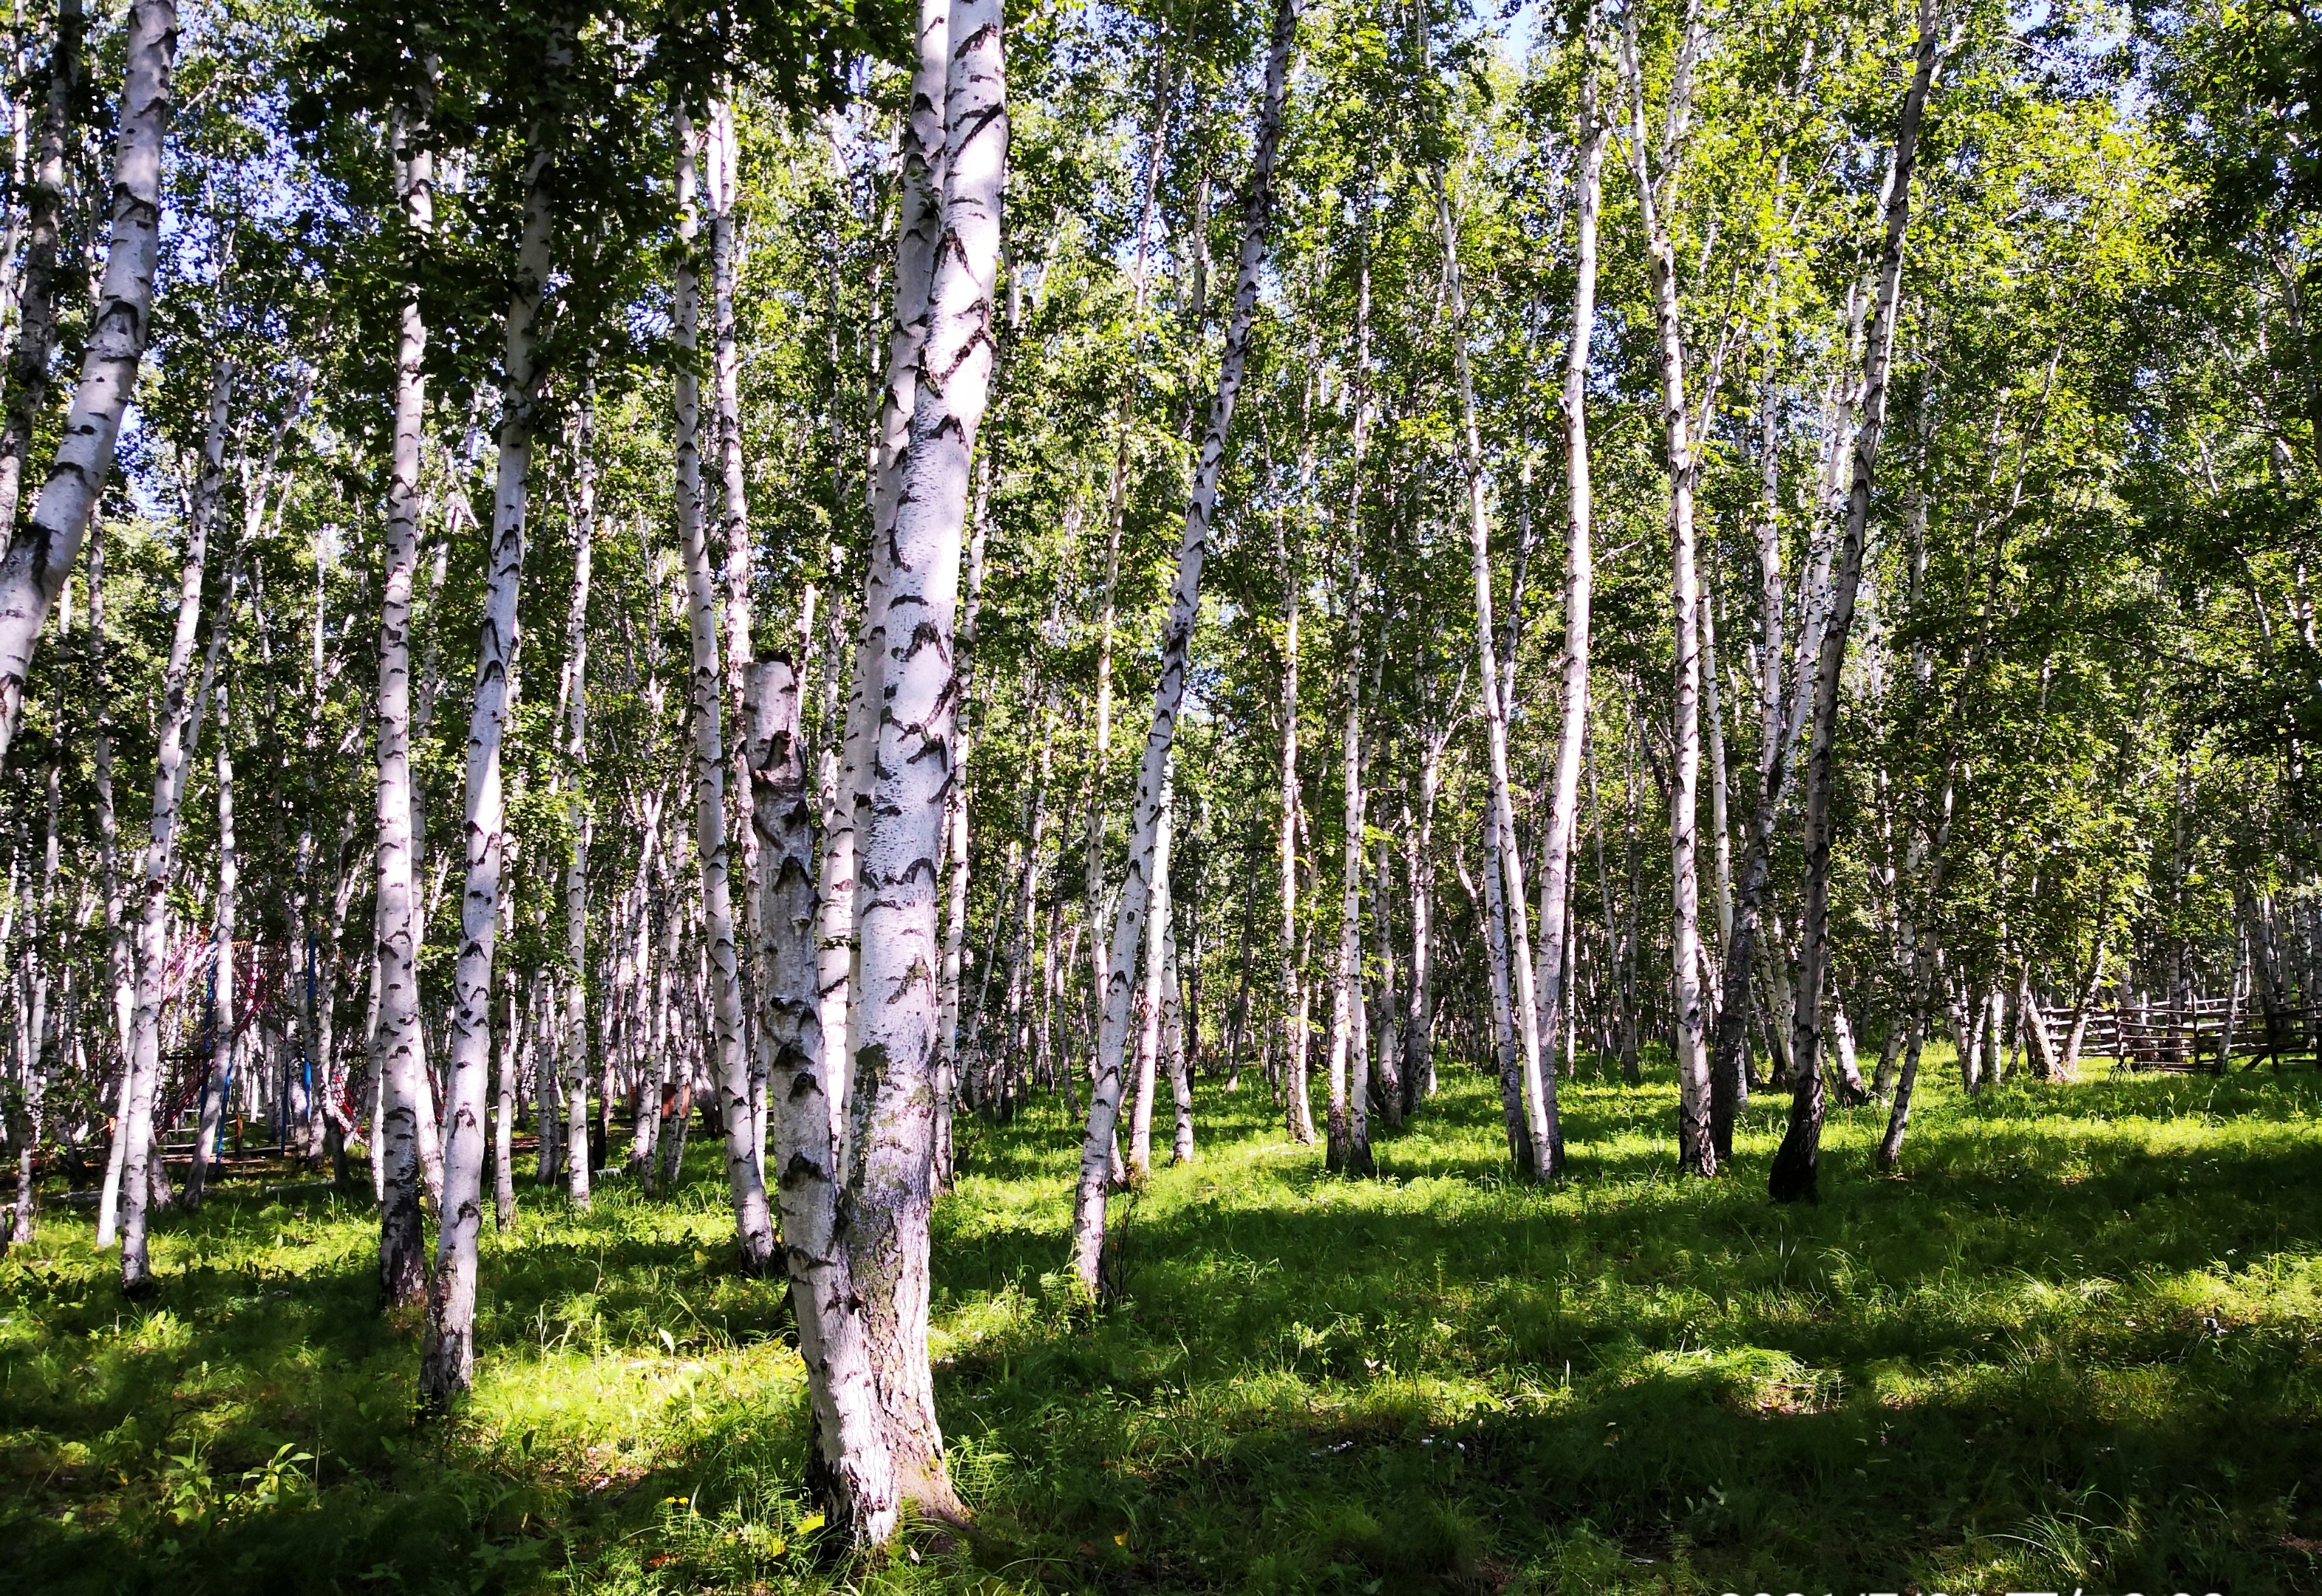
[4,1052,2319,1592]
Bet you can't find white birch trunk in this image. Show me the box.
[1519,11,1605,1176]
[825,0,953,1154]
[1621,0,1715,1175]
[1443,167,1548,1176]
[1276,512,1313,1142]
[119,353,231,1295]
[1069,0,1297,1294]
[835,0,1007,1521]
[0,0,84,555]
[1771,1,1942,1202]
[374,100,434,1309]
[186,680,233,1207]
[671,103,777,1275]
[746,660,899,1539]
[562,400,596,1212]
[0,0,173,771]
[421,71,559,1404]
[1329,666,1373,1175]
[933,454,991,1184]
[1128,765,1172,1182]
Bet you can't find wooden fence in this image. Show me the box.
[2041,994,2322,1072]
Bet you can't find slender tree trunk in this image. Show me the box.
[1276,510,1313,1142]
[1522,12,1604,1176]
[1620,1,1717,1176]
[1402,741,1442,1105]
[1372,827,1402,1128]
[119,355,231,1295]
[1771,4,1939,1204]
[7,755,60,1247]
[562,400,596,1213]
[374,98,435,1310]
[1329,665,1375,1175]
[0,0,174,771]
[90,522,132,1247]
[1129,765,1174,1181]
[1069,0,1297,1295]
[933,454,992,1184]
[1442,163,1549,1175]
[494,959,519,1227]
[186,682,234,1207]
[670,102,775,1272]
[421,69,559,1404]
[0,0,83,550]
[1083,75,1171,1036]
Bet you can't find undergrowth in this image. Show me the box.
[4,1052,2318,1593]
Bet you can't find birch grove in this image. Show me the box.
[0,0,2315,1558]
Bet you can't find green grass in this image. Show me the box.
[7,1053,2322,1593]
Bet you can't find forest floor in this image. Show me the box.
[5,1054,2322,1595]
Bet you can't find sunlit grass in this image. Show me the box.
[4,1050,2320,1592]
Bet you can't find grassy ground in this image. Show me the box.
[5,1052,2321,1594]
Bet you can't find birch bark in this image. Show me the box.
[1328,664,1373,1175]
[562,400,596,1211]
[746,661,897,1538]
[1523,7,1606,1176]
[1069,0,1297,1293]
[0,0,83,548]
[119,355,232,1295]
[374,98,434,1309]
[186,681,233,1207]
[1129,763,1173,1181]
[421,65,559,1402]
[1621,0,1715,1174]
[1276,508,1313,1142]
[1771,2,1941,1203]
[0,0,172,771]
[824,0,951,1150]
[91,522,133,1247]
[1440,164,1548,1175]
[829,0,1007,1521]
[672,103,777,1273]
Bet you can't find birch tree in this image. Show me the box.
[0,0,177,772]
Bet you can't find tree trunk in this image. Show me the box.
[186,681,234,1207]
[119,353,231,1296]
[1372,828,1402,1128]
[1128,762,1173,1181]
[420,69,558,1405]
[1069,0,1296,1295]
[1443,160,1550,1177]
[834,0,1006,1523]
[1621,1,1715,1177]
[0,0,84,555]
[7,755,61,1247]
[825,0,954,1156]
[373,98,435,1310]
[0,0,174,771]
[89,521,132,1247]
[1520,8,1604,1175]
[1328,666,1371,1174]
[561,400,596,1214]
[670,101,776,1273]
[1770,3,1940,1204]
[933,454,992,1185]
[1167,895,1194,1162]
[1276,509,1313,1143]
[746,659,899,1539]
